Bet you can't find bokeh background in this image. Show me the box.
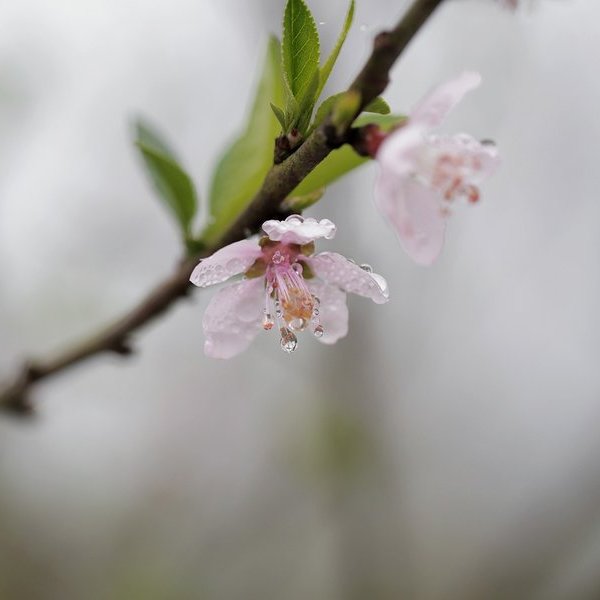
[1,0,598,598]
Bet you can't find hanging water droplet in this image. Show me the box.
[360,263,373,273]
[289,317,307,331]
[262,312,274,331]
[280,328,298,353]
[312,295,320,307]
[313,325,324,338]
[312,307,320,317]
[275,301,283,318]
[292,262,303,274]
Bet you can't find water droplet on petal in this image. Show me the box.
[285,215,304,225]
[226,258,243,272]
[360,263,373,273]
[313,325,324,338]
[292,262,303,274]
[280,328,298,353]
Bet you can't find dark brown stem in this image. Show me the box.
[0,0,444,417]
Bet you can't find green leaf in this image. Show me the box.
[364,97,391,114]
[296,68,320,134]
[203,36,284,246]
[317,0,354,98]
[290,113,406,197]
[352,113,404,129]
[282,0,320,102]
[134,119,197,237]
[270,103,287,131]
[311,93,343,132]
[310,93,390,133]
[281,187,325,212]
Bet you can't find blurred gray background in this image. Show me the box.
[1,0,598,598]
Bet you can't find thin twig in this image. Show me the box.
[0,0,445,416]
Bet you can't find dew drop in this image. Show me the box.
[360,263,373,273]
[313,325,324,338]
[285,214,304,225]
[262,312,274,331]
[292,262,303,274]
[280,328,298,353]
[289,317,307,331]
[226,258,243,272]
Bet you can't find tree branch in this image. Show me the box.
[0,0,445,417]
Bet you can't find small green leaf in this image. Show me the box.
[282,0,320,102]
[317,0,355,98]
[270,103,287,131]
[364,97,391,114]
[281,187,325,212]
[134,119,197,237]
[296,68,320,134]
[310,94,390,133]
[290,113,406,197]
[352,113,405,129]
[311,93,343,132]
[203,36,284,246]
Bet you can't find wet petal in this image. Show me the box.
[375,170,446,266]
[308,253,389,304]
[190,239,262,288]
[307,281,349,345]
[202,277,264,359]
[262,216,336,245]
[410,71,482,130]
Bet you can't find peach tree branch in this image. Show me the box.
[0,0,445,417]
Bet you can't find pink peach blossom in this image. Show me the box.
[375,71,500,265]
[190,216,389,359]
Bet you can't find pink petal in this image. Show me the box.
[190,239,262,288]
[307,281,349,345]
[307,253,389,304]
[410,71,482,130]
[429,133,501,184]
[202,277,264,359]
[374,170,446,266]
[262,216,336,245]
[376,124,425,178]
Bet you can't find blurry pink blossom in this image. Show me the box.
[374,71,500,265]
[190,216,389,358]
